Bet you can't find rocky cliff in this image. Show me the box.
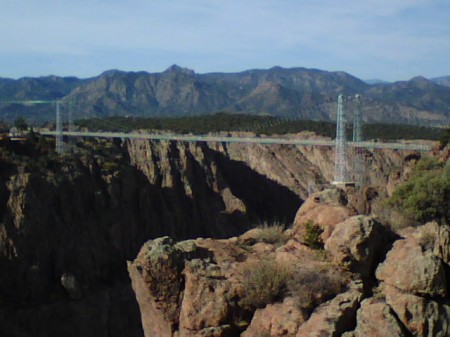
[0,134,430,337]
[128,188,450,337]
[0,136,304,337]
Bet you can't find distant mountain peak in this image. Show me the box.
[164,64,195,76]
[364,79,390,85]
[99,69,124,77]
[430,75,450,88]
[410,76,429,82]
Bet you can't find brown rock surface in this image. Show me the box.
[128,201,450,337]
[324,215,385,277]
[352,298,406,337]
[179,259,232,335]
[128,236,247,337]
[383,284,450,337]
[295,282,364,337]
[292,189,357,242]
[128,237,187,337]
[399,222,450,265]
[376,236,447,298]
[242,297,306,337]
[129,225,355,337]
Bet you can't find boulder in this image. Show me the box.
[296,282,364,337]
[376,237,447,298]
[242,297,306,337]
[324,215,384,277]
[352,298,406,337]
[292,189,356,242]
[128,237,186,337]
[399,222,450,265]
[384,284,450,337]
[179,259,232,335]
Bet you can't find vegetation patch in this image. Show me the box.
[253,223,288,246]
[387,157,450,225]
[303,221,324,249]
[75,113,445,141]
[440,124,450,148]
[239,259,290,309]
[287,266,347,313]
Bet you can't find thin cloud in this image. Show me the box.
[0,0,449,80]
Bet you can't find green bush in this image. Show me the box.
[303,221,324,249]
[387,157,450,224]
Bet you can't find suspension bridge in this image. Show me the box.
[39,130,432,152]
[1,97,435,185]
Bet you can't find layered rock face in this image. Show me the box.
[129,190,450,337]
[128,133,421,202]
[0,139,303,337]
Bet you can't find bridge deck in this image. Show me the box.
[40,131,433,151]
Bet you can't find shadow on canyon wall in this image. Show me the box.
[0,141,302,337]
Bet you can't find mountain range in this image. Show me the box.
[1,65,450,126]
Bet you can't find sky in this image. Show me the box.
[1,0,449,81]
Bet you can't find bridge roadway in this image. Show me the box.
[40,130,433,151]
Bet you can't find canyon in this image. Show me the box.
[0,133,437,336]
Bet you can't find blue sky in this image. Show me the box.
[1,0,449,81]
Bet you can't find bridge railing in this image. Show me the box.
[40,130,433,152]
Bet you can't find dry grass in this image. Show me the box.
[239,259,290,309]
[287,266,348,313]
[253,223,289,246]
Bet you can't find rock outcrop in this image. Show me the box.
[291,189,357,245]
[351,298,407,337]
[344,222,450,337]
[325,215,385,277]
[242,297,306,337]
[295,282,364,337]
[128,187,450,337]
[128,224,351,337]
[376,237,447,297]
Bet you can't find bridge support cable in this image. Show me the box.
[67,101,76,153]
[55,100,65,155]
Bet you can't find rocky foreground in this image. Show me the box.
[128,189,450,337]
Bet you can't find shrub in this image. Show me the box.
[387,157,450,225]
[303,221,324,249]
[239,259,290,309]
[253,223,288,246]
[287,266,347,313]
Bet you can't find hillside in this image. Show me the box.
[1,66,450,126]
[431,75,450,87]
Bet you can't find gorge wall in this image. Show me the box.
[0,135,426,336]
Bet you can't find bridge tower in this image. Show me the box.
[353,94,362,142]
[55,100,64,155]
[333,94,349,184]
[352,94,366,186]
